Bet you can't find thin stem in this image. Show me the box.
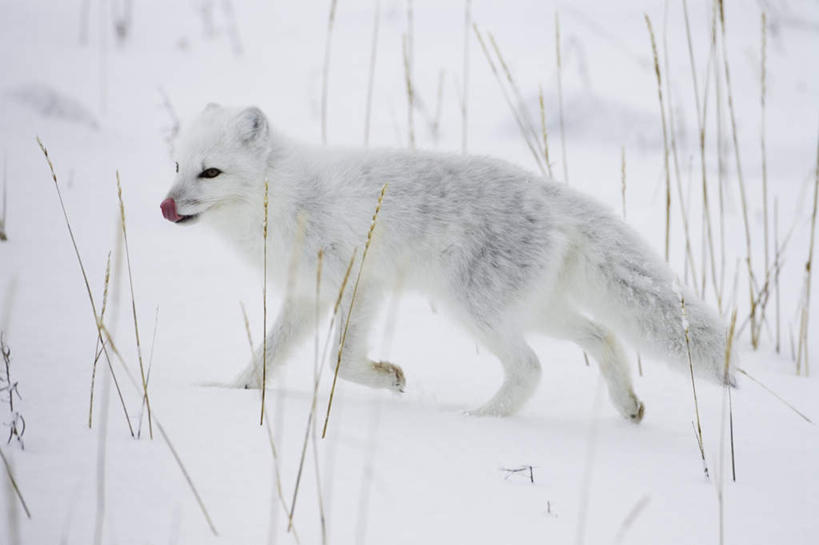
[472,24,546,176]
[796,129,819,375]
[645,15,672,263]
[323,185,387,438]
[539,86,554,178]
[101,325,218,534]
[260,181,269,425]
[402,34,415,150]
[88,252,112,429]
[36,138,134,438]
[116,171,153,439]
[0,447,30,519]
[462,0,471,154]
[321,0,339,144]
[363,0,380,146]
[717,0,756,342]
[555,11,569,184]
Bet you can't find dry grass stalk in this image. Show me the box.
[1,447,31,519]
[661,3,698,290]
[707,1,727,303]
[462,0,471,154]
[311,250,327,544]
[574,377,603,545]
[137,306,160,439]
[472,24,546,176]
[98,0,109,113]
[717,0,756,341]
[761,12,770,287]
[402,34,416,150]
[155,418,218,535]
[717,308,738,542]
[539,87,554,178]
[677,283,709,479]
[555,11,569,184]
[323,184,388,438]
[620,147,626,219]
[116,171,153,439]
[264,407,301,544]
[1,445,22,544]
[289,248,357,532]
[681,0,702,122]
[36,138,134,437]
[405,0,415,149]
[321,0,339,144]
[431,69,445,146]
[613,495,650,545]
[363,0,381,146]
[738,222,795,342]
[240,301,253,356]
[406,0,414,72]
[736,368,813,424]
[622,148,644,376]
[774,199,781,353]
[238,304,299,543]
[88,252,112,428]
[796,132,819,375]
[317,249,358,379]
[355,276,403,542]
[93,346,111,545]
[260,180,270,425]
[1,335,25,449]
[100,324,219,534]
[733,215,796,340]
[488,32,543,159]
[728,385,735,482]
[0,154,7,241]
[354,398,383,545]
[286,252,326,535]
[683,0,720,308]
[644,15,672,263]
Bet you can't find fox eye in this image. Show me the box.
[198,168,222,179]
[175,162,179,173]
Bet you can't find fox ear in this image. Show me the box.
[235,107,269,146]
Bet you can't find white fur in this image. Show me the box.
[164,105,735,421]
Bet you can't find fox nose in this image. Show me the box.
[161,198,182,222]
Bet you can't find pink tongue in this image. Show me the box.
[161,198,182,222]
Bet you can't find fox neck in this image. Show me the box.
[207,136,320,284]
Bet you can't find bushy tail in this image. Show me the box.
[567,205,733,384]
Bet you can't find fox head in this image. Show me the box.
[161,104,270,225]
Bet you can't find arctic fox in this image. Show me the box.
[161,104,733,421]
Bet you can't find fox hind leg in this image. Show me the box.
[545,309,644,422]
[468,332,542,417]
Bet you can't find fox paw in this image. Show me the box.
[464,399,518,417]
[372,361,406,393]
[629,400,645,423]
[621,394,645,423]
[610,390,645,423]
[231,366,261,390]
[464,406,505,418]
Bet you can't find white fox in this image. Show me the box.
[161,104,734,421]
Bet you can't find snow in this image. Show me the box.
[1,0,818,544]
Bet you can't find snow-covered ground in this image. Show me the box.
[1,0,818,544]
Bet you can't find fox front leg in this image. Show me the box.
[233,297,314,389]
